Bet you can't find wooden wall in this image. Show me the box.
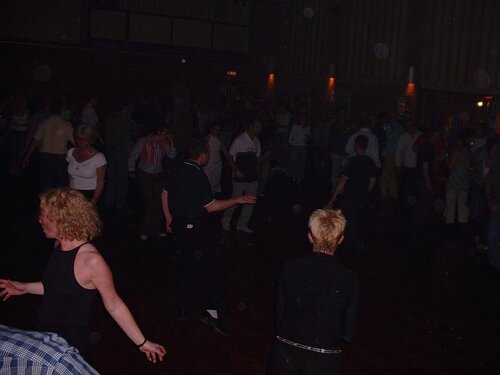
[336,0,500,94]
[0,0,82,44]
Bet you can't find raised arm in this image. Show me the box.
[85,253,166,363]
[0,279,44,301]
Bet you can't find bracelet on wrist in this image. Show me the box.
[137,338,147,348]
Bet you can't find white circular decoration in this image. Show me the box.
[33,65,52,83]
[473,69,490,89]
[303,7,314,18]
[374,42,389,59]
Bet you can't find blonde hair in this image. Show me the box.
[75,124,98,143]
[40,188,102,241]
[308,209,346,255]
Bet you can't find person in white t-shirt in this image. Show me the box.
[67,125,106,205]
[221,116,263,233]
[288,113,312,185]
[80,94,99,127]
[203,123,230,194]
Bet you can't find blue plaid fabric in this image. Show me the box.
[0,325,99,375]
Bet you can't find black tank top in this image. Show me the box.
[37,242,97,328]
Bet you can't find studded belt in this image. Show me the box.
[276,336,342,354]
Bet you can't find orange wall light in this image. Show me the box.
[267,73,275,87]
[327,76,335,95]
[405,83,416,98]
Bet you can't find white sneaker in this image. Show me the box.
[236,226,254,234]
[222,222,231,231]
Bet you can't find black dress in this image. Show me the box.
[35,242,97,358]
[269,253,359,375]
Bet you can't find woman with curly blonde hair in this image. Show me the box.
[269,209,359,375]
[0,189,166,364]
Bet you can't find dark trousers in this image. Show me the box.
[340,195,367,249]
[268,340,345,375]
[137,169,163,235]
[104,143,129,208]
[173,217,226,314]
[39,153,68,192]
[399,167,417,207]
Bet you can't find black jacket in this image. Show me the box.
[276,253,359,349]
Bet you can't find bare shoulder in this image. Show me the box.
[77,243,107,269]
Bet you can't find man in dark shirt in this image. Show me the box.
[161,139,256,335]
[269,209,358,374]
[328,135,377,249]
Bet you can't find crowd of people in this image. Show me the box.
[1,87,500,373]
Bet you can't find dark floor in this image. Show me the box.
[1,167,500,374]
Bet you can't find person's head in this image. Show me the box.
[188,138,209,165]
[209,122,221,137]
[75,124,98,148]
[246,113,262,138]
[39,189,102,241]
[84,93,97,106]
[298,113,308,127]
[49,97,62,115]
[174,96,186,112]
[113,96,129,113]
[307,209,346,255]
[148,123,170,141]
[354,134,369,153]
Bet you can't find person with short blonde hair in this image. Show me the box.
[269,209,358,374]
[0,188,166,364]
[308,209,346,255]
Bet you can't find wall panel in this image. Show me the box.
[90,9,126,41]
[172,19,212,49]
[129,14,171,45]
[0,0,81,44]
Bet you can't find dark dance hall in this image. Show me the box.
[1,1,500,374]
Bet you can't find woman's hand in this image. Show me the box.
[0,279,27,301]
[139,340,167,363]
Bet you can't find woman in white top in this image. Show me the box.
[203,123,229,194]
[67,125,106,205]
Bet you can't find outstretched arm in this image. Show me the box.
[0,279,44,301]
[86,253,166,363]
[205,195,256,213]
